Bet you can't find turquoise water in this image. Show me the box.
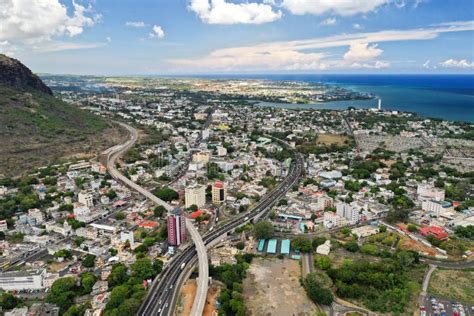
[199,74,474,122]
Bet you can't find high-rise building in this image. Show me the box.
[184,184,206,209]
[167,208,186,247]
[212,181,226,204]
[336,202,359,224]
[78,190,94,208]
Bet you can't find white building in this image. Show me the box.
[316,240,331,255]
[0,269,46,291]
[78,190,94,208]
[192,151,211,164]
[417,184,445,202]
[184,184,206,209]
[217,146,227,156]
[336,202,359,224]
[0,220,8,232]
[28,208,45,225]
[73,202,91,222]
[120,231,135,246]
[323,212,347,228]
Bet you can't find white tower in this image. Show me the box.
[377,99,382,111]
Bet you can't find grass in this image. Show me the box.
[317,134,349,146]
[428,268,474,304]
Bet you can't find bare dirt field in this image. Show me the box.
[317,134,348,146]
[428,269,474,304]
[243,257,317,316]
[176,279,220,316]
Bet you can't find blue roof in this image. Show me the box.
[267,239,277,253]
[280,239,290,254]
[257,239,265,252]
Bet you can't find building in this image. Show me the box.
[167,208,186,247]
[184,184,206,209]
[28,208,45,225]
[0,269,46,291]
[78,190,94,208]
[73,202,91,222]
[316,240,331,255]
[192,151,211,164]
[419,226,449,240]
[212,181,226,204]
[217,146,227,156]
[120,231,134,246]
[417,184,445,202]
[317,195,333,211]
[0,219,8,232]
[336,202,359,224]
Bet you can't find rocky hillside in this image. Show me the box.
[0,54,126,177]
[0,54,53,95]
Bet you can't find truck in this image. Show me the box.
[180,262,185,270]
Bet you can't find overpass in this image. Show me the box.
[107,122,208,316]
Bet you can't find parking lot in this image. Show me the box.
[422,296,474,316]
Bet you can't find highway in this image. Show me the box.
[106,122,208,316]
[139,135,304,316]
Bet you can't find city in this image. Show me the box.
[0,1,473,316]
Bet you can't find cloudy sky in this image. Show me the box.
[1,0,473,74]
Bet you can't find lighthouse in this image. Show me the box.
[377,99,382,111]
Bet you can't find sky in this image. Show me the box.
[0,0,473,75]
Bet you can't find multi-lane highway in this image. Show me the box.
[106,122,209,316]
[139,136,304,316]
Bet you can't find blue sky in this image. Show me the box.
[1,0,473,75]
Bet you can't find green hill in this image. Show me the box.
[0,55,125,177]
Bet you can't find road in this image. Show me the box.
[106,122,209,316]
[139,135,304,316]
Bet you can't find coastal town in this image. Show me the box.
[0,76,473,316]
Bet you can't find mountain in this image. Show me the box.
[0,54,53,95]
[0,54,126,177]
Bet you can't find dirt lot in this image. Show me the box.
[399,236,437,257]
[428,269,474,304]
[317,134,348,146]
[176,279,220,316]
[243,257,317,316]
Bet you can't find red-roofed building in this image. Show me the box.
[139,220,158,229]
[419,226,449,240]
[191,210,203,219]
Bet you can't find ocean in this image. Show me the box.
[198,74,474,123]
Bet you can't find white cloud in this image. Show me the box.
[125,21,146,28]
[32,41,105,53]
[106,37,112,43]
[168,20,474,72]
[188,0,282,24]
[281,0,390,16]
[0,0,96,42]
[149,25,165,39]
[320,18,337,26]
[439,59,474,69]
[353,23,363,30]
[344,43,383,61]
[422,59,431,69]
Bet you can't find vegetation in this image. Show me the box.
[211,254,254,316]
[302,272,334,305]
[153,187,179,202]
[291,236,312,253]
[253,221,274,239]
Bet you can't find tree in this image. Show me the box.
[80,272,97,294]
[312,237,327,250]
[302,273,334,305]
[153,187,179,202]
[108,263,129,288]
[188,204,198,212]
[253,221,274,239]
[341,227,352,237]
[106,285,130,310]
[74,236,85,247]
[131,258,155,280]
[379,225,387,233]
[0,292,21,310]
[314,255,332,270]
[83,254,96,268]
[46,277,77,313]
[115,212,125,220]
[344,241,359,253]
[107,190,117,200]
[291,236,312,253]
[407,224,418,233]
[153,205,165,218]
[153,259,164,275]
